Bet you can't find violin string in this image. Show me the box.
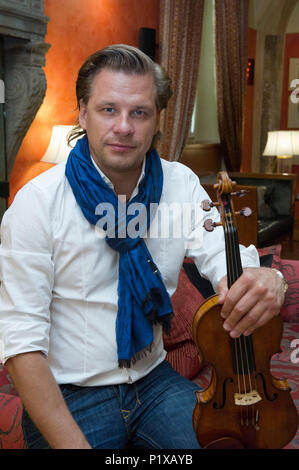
[233,217,257,425]
[226,216,244,425]
[231,207,258,427]
[242,335,253,425]
[244,333,259,426]
[222,191,261,429]
[230,210,251,425]
[250,335,260,427]
[231,217,252,425]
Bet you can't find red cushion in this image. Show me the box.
[165,266,205,379]
[270,323,299,449]
[0,363,18,396]
[279,259,299,323]
[257,244,299,322]
[0,393,25,449]
[258,244,282,270]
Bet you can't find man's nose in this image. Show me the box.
[113,112,134,135]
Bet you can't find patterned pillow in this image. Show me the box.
[257,245,299,323]
[257,243,282,270]
[166,266,206,379]
[0,393,25,449]
[0,363,18,396]
[271,322,299,449]
[279,259,299,323]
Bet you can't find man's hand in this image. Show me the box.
[217,267,286,338]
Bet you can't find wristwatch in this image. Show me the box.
[272,268,288,293]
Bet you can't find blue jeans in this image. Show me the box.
[22,360,201,449]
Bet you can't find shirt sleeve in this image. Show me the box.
[0,182,54,364]
[184,171,260,292]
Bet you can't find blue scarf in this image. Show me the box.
[65,136,173,367]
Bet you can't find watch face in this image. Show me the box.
[273,269,288,293]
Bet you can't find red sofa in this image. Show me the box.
[0,244,298,449]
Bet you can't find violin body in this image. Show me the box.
[192,295,298,449]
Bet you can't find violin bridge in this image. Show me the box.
[234,390,262,406]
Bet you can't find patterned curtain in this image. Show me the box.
[158,0,204,161]
[214,0,249,171]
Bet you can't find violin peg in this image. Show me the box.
[201,199,212,211]
[235,207,252,217]
[231,190,250,198]
[201,200,219,211]
[203,219,214,232]
[203,219,222,232]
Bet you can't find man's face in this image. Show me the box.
[79,68,160,177]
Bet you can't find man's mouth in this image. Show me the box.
[106,143,136,152]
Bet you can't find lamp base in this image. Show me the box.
[262,156,276,174]
[276,155,293,174]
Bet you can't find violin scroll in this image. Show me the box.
[201,172,253,233]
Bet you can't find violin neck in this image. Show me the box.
[224,223,243,289]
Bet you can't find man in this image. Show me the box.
[0,45,286,449]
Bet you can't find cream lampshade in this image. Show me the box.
[263,130,299,174]
[41,125,81,164]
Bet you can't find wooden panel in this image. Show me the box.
[202,183,258,248]
[293,218,299,241]
[181,143,222,173]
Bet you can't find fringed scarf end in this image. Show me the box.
[149,311,173,336]
[118,343,154,369]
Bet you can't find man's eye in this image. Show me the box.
[133,110,146,117]
[103,107,114,113]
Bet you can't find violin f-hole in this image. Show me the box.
[213,377,234,409]
[255,373,279,402]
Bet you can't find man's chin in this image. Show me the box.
[103,154,144,173]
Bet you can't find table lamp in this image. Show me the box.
[41,125,80,163]
[263,130,299,174]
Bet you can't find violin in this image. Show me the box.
[192,171,298,449]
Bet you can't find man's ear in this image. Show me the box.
[78,99,87,130]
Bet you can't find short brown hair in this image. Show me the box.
[68,44,172,150]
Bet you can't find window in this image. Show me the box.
[189,0,219,144]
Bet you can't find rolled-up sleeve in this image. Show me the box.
[0,182,54,364]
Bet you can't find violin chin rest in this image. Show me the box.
[204,437,245,449]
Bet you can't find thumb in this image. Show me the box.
[217,275,228,304]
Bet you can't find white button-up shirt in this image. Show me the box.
[0,158,259,385]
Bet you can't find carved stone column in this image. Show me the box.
[4,37,50,174]
[0,0,50,176]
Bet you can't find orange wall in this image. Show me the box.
[9,0,159,204]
